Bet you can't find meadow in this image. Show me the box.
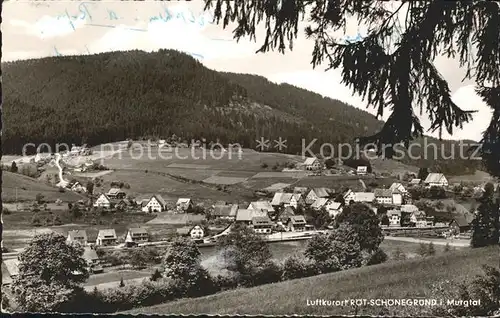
[2,171,85,202]
[126,246,499,316]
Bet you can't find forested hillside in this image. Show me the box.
[2,49,480,175]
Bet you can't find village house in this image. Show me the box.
[356,166,368,175]
[247,201,275,215]
[2,259,19,287]
[310,197,329,210]
[235,208,267,225]
[306,187,332,205]
[449,215,472,234]
[176,198,193,212]
[125,227,149,244]
[66,230,88,246]
[141,195,167,213]
[94,193,111,208]
[95,229,117,246]
[390,182,407,194]
[271,192,293,207]
[212,204,238,220]
[326,201,343,218]
[67,180,87,193]
[114,199,133,211]
[83,247,103,274]
[424,173,449,188]
[290,193,305,209]
[278,206,295,224]
[374,189,393,205]
[286,215,307,232]
[302,157,322,171]
[392,190,403,205]
[106,188,127,199]
[345,191,375,204]
[176,225,205,240]
[251,216,274,234]
[387,210,401,226]
[410,211,428,227]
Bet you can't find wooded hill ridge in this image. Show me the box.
[2,49,479,175]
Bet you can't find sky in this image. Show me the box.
[2,1,492,142]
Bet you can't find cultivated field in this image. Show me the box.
[126,246,499,316]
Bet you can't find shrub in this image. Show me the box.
[364,248,388,266]
[260,163,268,169]
[58,187,66,193]
[392,247,407,261]
[212,273,238,291]
[282,255,319,280]
[248,261,283,286]
[3,207,11,215]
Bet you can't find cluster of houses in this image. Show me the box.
[92,188,195,213]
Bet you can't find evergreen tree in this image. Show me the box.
[10,161,18,173]
[471,184,500,248]
[118,277,125,287]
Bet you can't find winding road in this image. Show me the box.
[55,153,69,188]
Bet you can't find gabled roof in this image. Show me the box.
[311,187,331,198]
[67,230,88,241]
[411,211,426,219]
[176,225,203,235]
[303,157,319,165]
[390,183,406,191]
[107,188,125,195]
[327,201,342,210]
[83,247,99,261]
[388,209,401,216]
[128,227,148,235]
[97,229,117,238]
[289,215,306,224]
[176,198,192,205]
[374,189,393,197]
[96,193,111,202]
[213,204,238,217]
[425,173,447,183]
[451,214,472,227]
[279,206,296,221]
[249,201,274,212]
[251,216,273,226]
[311,198,329,209]
[354,192,375,202]
[149,194,167,207]
[236,209,267,222]
[271,192,293,205]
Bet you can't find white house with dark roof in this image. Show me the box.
[374,189,393,205]
[424,173,448,187]
[95,229,117,246]
[66,230,88,246]
[387,210,402,226]
[141,195,167,212]
[94,193,111,208]
[177,225,205,239]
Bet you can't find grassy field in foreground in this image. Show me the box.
[125,246,499,316]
